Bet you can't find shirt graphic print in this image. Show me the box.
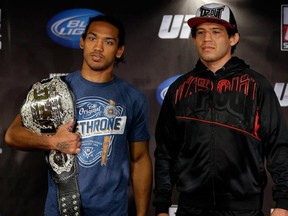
[76,96,126,168]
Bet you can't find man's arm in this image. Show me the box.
[130,140,153,216]
[5,114,81,154]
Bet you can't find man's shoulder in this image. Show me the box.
[115,76,146,95]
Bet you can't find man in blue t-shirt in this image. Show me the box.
[5,15,153,216]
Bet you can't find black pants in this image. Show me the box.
[176,206,264,216]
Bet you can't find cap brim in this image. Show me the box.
[188,17,233,29]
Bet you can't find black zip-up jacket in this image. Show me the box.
[153,57,288,214]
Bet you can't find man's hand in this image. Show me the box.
[51,120,81,154]
[271,208,288,216]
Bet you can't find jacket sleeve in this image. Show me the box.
[153,86,179,214]
[259,78,288,210]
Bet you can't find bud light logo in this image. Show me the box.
[156,74,182,105]
[47,9,103,49]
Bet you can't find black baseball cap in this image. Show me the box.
[188,3,238,32]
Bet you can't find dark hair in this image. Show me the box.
[191,26,239,54]
[82,15,126,65]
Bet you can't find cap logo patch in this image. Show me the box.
[200,6,224,19]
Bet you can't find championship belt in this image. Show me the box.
[20,76,82,216]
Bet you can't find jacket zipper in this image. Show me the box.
[211,74,217,207]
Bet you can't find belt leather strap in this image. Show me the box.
[46,150,81,216]
[47,150,82,215]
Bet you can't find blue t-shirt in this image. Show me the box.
[44,71,150,216]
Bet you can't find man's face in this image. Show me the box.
[193,22,236,66]
[80,21,124,72]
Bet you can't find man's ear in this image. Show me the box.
[116,45,125,58]
[230,33,240,46]
[80,37,84,49]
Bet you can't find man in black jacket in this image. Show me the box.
[153,2,288,216]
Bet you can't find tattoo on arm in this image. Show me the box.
[56,142,68,151]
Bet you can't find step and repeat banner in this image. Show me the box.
[0,0,288,215]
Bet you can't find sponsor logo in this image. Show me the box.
[158,15,194,39]
[156,74,182,104]
[47,9,103,48]
[274,82,288,107]
[281,5,288,51]
[200,6,225,19]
